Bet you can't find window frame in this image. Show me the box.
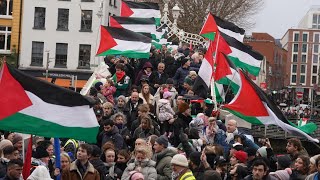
[80,10,93,32]
[57,8,69,31]
[0,0,13,17]
[33,7,46,30]
[77,44,91,69]
[0,26,11,53]
[30,41,44,66]
[54,43,68,68]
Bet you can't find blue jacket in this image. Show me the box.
[173,67,189,86]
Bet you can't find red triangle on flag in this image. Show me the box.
[120,1,134,17]
[204,41,215,67]
[109,16,123,28]
[224,71,269,117]
[0,63,32,120]
[96,26,118,55]
[214,52,232,81]
[212,34,232,55]
[199,13,219,40]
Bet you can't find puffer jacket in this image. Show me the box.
[158,99,175,122]
[153,149,177,180]
[121,159,157,180]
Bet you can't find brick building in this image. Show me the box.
[244,33,288,94]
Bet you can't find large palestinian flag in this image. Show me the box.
[109,16,161,40]
[199,13,219,40]
[223,70,318,143]
[221,32,263,76]
[121,0,161,26]
[0,63,99,142]
[96,26,152,58]
[213,15,245,42]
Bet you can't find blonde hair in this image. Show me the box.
[61,152,71,163]
[103,102,114,109]
[134,145,153,159]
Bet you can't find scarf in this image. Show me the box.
[115,71,125,82]
[226,128,239,144]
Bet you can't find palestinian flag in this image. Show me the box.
[0,63,99,143]
[215,53,241,94]
[121,0,161,26]
[215,83,226,102]
[223,70,318,143]
[193,42,214,98]
[213,15,245,42]
[96,26,152,59]
[109,16,161,40]
[200,13,219,40]
[221,32,263,76]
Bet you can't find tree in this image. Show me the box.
[135,0,263,34]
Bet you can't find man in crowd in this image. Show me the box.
[170,154,196,180]
[0,159,23,180]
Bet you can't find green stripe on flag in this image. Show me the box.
[223,109,264,125]
[97,49,150,58]
[217,77,240,93]
[228,56,261,76]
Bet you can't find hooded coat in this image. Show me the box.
[153,149,177,180]
[121,159,157,180]
[101,126,125,150]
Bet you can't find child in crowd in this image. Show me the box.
[101,79,116,105]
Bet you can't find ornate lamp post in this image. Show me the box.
[171,4,180,34]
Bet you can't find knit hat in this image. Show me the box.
[178,102,189,113]
[257,147,267,158]
[171,154,188,167]
[214,156,227,166]
[189,71,197,77]
[204,170,222,180]
[233,150,248,163]
[117,95,127,103]
[163,91,172,99]
[129,171,144,180]
[34,146,49,159]
[91,145,102,157]
[94,82,103,91]
[166,78,174,85]
[277,155,291,169]
[180,57,189,66]
[0,139,13,150]
[269,168,292,180]
[12,134,23,145]
[231,143,244,151]
[245,147,257,157]
[155,135,169,148]
[184,77,193,86]
[189,152,201,166]
[204,98,214,105]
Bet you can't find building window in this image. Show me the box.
[301,54,307,63]
[313,54,318,64]
[292,64,297,73]
[313,66,317,74]
[292,54,298,62]
[80,10,92,32]
[312,14,320,29]
[302,44,307,53]
[300,75,305,84]
[293,44,298,52]
[57,9,69,31]
[301,65,306,74]
[291,75,297,83]
[81,0,94,2]
[78,44,91,69]
[302,33,308,42]
[312,76,317,84]
[315,33,320,42]
[314,44,319,53]
[294,33,299,41]
[55,43,68,68]
[0,0,12,16]
[34,7,46,29]
[0,26,11,51]
[31,41,44,66]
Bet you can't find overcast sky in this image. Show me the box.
[249,0,320,39]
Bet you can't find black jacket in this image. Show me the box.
[149,71,169,90]
[90,159,108,180]
[101,126,125,150]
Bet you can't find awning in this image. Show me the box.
[38,77,87,89]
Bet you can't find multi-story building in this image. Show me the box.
[0,0,22,66]
[19,0,120,89]
[281,6,320,102]
[245,33,288,95]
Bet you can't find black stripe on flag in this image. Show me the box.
[111,16,155,25]
[104,26,152,43]
[193,76,209,99]
[223,53,237,71]
[124,1,160,10]
[213,15,245,35]
[220,32,263,61]
[7,64,93,107]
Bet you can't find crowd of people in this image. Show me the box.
[1,45,320,180]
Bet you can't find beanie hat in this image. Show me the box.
[310,155,320,165]
[155,135,169,148]
[184,77,193,86]
[178,102,189,113]
[166,78,174,85]
[245,147,257,157]
[129,171,144,180]
[163,91,172,99]
[12,134,23,145]
[189,71,197,77]
[189,152,201,166]
[117,95,127,103]
[277,155,291,169]
[257,147,267,158]
[34,146,49,159]
[180,57,189,66]
[91,145,102,158]
[232,142,244,151]
[0,139,13,150]
[269,168,292,180]
[171,154,188,167]
[233,150,248,163]
[204,170,222,180]
[94,82,103,91]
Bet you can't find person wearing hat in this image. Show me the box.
[149,62,169,90]
[173,57,190,94]
[135,62,153,85]
[172,102,192,147]
[230,150,248,168]
[32,146,50,168]
[170,154,196,180]
[112,63,131,97]
[152,135,176,180]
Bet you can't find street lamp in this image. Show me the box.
[172,4,180,33]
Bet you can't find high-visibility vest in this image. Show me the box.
[180,171,196,180]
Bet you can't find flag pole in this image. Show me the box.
[211,33,221,111]
[54,138,61,180]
